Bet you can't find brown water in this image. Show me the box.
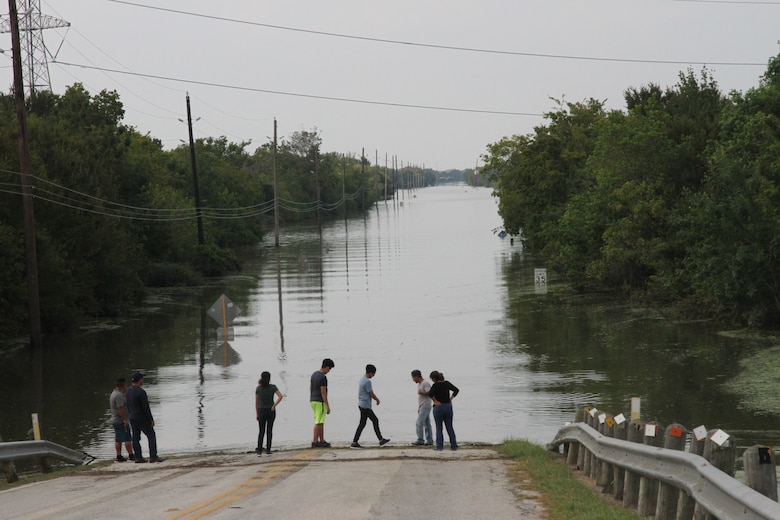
[1,186,778,460]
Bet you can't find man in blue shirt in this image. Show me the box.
[351,364,390,449]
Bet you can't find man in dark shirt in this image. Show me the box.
[310,358,334,448]
[125,371,163,463]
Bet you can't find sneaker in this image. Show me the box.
[319,441,331,448]
[149,457,165,463]
[116,455,127,462]
[379,438,390,447]
[311,442,320,448]
[135,458,148,463]
[350,442,363,449]
[129,453,136,461]
[266,448,272,455]
[412,441,425,446]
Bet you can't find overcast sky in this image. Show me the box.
[2,0,779,170]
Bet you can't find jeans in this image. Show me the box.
[353,407,383,442]
[432,403,457,450]
[130,418,158,459]
[257,408,277,451]
[416,405,433,444]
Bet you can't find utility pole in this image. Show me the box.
[360,147,365,211]
[9,0,42,349]
[185,93,205,247]
[315,148,322,234]
[273,118,279,247]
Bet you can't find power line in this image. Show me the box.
[51,61,542,116]
[106,0,768,66]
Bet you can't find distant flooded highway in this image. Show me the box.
[1,185,778,460]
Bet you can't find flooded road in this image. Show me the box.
[1,185,779,460]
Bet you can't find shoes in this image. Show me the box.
[266,448,272,455]
[149,457,165,463]
[256,447,262,455]
[379,438,390,447]
[319,441,331,448]
[116,455,127,462]
[451,446,458,451]
[311,442,320,448]
[129,453,135,461]
[135,458,148,463]
[424,443,433,446]
[412,441,425,446]
[350,442,363,449]
[433,447,443,451]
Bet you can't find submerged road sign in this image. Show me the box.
[207,294,241,329]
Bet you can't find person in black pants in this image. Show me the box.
[125,371,164,463]
[351,364,390,449]
[255,371,284,455]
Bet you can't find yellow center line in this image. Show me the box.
[166,450,320,520]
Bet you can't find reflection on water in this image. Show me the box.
[1,186,779,460]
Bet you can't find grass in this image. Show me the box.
[498,439,642,520]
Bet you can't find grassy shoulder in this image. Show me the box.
[498,439,641,520]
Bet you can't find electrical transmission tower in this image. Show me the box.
[1,0,69,98]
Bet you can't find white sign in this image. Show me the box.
[693,425,708,441]
[711,429,730,447]
[534,268,547,294]
[645,423,657,437]
[614,413,626,425]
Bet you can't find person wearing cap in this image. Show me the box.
[310,358,334,448]
[125,371,164,463]
[109,378,135,462]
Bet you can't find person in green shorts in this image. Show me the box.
[310,358,334,448]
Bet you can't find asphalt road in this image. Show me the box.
[1,446,545,519]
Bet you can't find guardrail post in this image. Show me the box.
[0,433,19,484]
[676,427,706,520]
[597,412,615,493]
[623,419,646,510]
[612,415,628,501]
[583,408,597,479]
[655,423,686,520]
[743,445,778,501]
[693,429,736,520]
[638,421,665,517]
[567,406,587,467]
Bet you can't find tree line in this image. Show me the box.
[0,84,436,338]
[482,52,780,327]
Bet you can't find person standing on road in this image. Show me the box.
[109,378,134,462]
[429,371,459,451]
[310,358,334,448]
[351,364,390,449]
[125,371,164,463]
[255,371,283,455]
[411,370,433,446]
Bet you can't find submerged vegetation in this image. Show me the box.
[483,51,780,328]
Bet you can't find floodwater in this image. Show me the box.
[2,185,779,460]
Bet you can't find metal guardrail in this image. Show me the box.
[548,423,780,520]
[0,440,93,465]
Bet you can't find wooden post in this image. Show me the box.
[743,445,777,501]
[598,413,615,494]
[612,415,628,501]
[583,409,597,479]
[576,407,591,471]
[623,419,646,510]
[0,433,18,483]
[693,430,736,520]
[676,427,707,520]
[638,421,664,516]
[655,423,687,520]
[566,406,587,466]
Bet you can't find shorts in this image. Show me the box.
[113,423,132,443]
[311,401,327,424]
